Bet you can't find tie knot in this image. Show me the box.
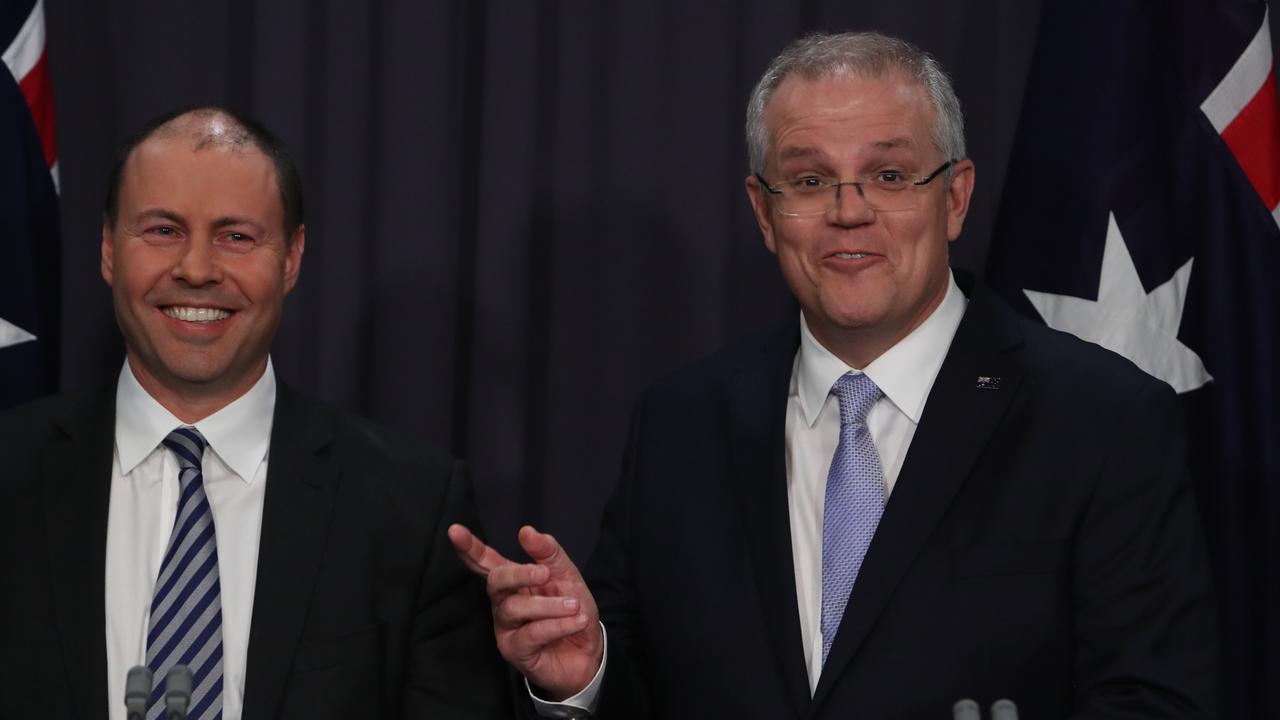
[161,427,208,471]
[831,372,882,427]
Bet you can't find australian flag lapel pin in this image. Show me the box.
[975,375,1002,390]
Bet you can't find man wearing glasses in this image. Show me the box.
[453,31,1218,718]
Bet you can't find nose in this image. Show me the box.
[830,181,876,227]
[171,236,222,286]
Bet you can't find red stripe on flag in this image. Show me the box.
[1221,66,1280,210]
[16,49,57,168]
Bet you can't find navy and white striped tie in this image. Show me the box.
[146,427,224,719]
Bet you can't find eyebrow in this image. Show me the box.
[777,137,917,163]
[210,216,267,234]
[778,146,827,162]
[134,208,187,225]
[872,137,915,150]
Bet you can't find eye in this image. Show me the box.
[788,176,830,193]
[874,170,906,184]
[144,225,181,241]
[216,230,258,253]
[220,231,256,245]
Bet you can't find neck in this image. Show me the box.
[125,354,266,424]
[808,322,901,370]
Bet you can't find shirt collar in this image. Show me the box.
[795,271,967,427]
[115,358,277,483]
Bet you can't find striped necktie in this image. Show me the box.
[820,372,886,667]
[146,427,224,719]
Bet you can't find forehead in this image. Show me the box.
[120,134,282,220]
[764,72,936,161]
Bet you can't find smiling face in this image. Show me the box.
[102,125,304,417]
[746,71,974,367]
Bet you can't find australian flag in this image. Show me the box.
[987,0,1280,716]
[1,0,59,407]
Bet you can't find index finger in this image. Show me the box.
[448,523,511,576]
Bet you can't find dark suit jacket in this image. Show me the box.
[586,277,1219,719]
[0,381,511,719]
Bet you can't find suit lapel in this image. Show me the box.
[812,282,1027,710]
[728,325,813,717]
[42,388,116,719]
[241,385,339,720]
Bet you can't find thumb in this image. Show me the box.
[518,525,580,578]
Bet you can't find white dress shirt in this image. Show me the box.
[104,359,275,720]
[541,272,967,714]
[786,273,966,692]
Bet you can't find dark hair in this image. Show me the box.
[102,104,305,238]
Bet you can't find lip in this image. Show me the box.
[156,305,237,329]
[822,249,881,261]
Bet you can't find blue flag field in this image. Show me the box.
[1,0,59,408]
[988,1,1280,716]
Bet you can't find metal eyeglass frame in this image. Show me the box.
[754,159,958,216]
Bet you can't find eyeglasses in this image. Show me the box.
[754,160,957,216]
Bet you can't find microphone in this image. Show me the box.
[953,698,981,720]
[124,666,152,720]
[991,699,1019,720]
[164,665,193,720]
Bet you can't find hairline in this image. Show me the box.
[746,32,967,178]
[104,106,304,240]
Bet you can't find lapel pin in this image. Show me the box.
[975,376,1002,390]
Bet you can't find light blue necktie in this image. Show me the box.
[146,427,224,720]
[820,372,886,666]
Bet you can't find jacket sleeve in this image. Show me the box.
[1069,379,1220,719]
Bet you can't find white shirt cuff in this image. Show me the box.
[528,622,608,717]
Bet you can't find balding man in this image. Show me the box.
[0,107,509,719]
[451,32,1219,719]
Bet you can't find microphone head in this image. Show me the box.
[164,665,193,713]
[953,698,981,720]
[124,666,152,715]
[992,698,1019,720]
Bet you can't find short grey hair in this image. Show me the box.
[745,31,966,176]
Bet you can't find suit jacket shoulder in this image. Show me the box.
[986,281,1176,399]
[0,383,115,456]
[274,387,462,516]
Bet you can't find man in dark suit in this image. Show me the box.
[0,106,510,719]
[449,31,1218,718]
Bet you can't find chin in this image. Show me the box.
[150,352,234,387]
[818,300,890,332]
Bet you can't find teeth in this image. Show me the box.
[163,306,231,322]
[835,252,867,260]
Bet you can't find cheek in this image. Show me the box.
[775,226,819,260]
[113,267,154,307]
[224,252,287,294]
[883,218,935,267]
[245,269,288,301]
[115,245,176,296]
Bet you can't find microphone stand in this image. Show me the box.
[124,666,152,720]
[164,665,194,720]
[953,698,1019,720]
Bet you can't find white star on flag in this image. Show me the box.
[0,316,37,350]
[1023,211,1213,394]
